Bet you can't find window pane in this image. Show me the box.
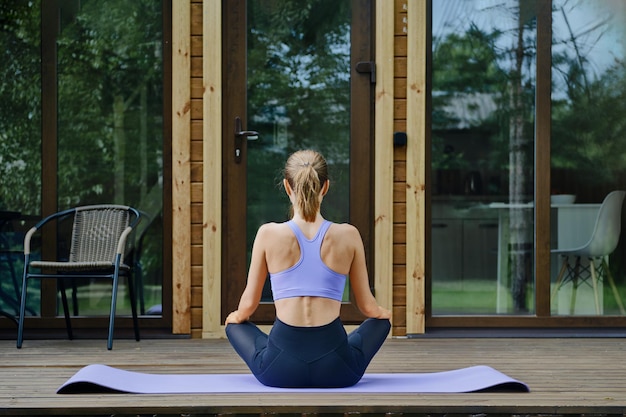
[56,0,164,317]
[551,0,626,316]
[246,1,352,302]
[431,0,537,315]
[0,0,42,317]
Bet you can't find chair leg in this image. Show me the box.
[108,274,118,350]
[569,257,581,315]
[551,256,569,301]
[588,258,601,315]
[126,273,140,342]
[16,257,29,348]
[58,279,73,340]
[602,258,626,315]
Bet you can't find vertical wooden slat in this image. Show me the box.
[202,0,223,338]
[171,0,192,333]
[374,0,395,323]
[405,0,427,334]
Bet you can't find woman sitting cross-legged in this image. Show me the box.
[225,149,391,388]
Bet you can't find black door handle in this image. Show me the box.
[234,117,259,164]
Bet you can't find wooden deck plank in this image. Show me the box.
[1,337,626,416]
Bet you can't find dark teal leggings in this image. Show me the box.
[225,317,390,388]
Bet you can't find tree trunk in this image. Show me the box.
[508,3,533,312]
[113,95,126,204]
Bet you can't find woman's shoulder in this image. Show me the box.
[256,222,292,239]
[327,221,361,241]
[328,221,357,231]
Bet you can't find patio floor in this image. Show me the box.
[2,336,626,416]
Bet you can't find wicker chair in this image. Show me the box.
[17,205,141,350]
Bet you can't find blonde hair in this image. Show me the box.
[284,150,329,222]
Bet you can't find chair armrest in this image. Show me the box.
[22,207,76,256]
[117,226,135,258]
[22,226,38,255]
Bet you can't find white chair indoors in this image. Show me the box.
[551,190,626,315]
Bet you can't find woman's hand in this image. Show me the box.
[225,310,247,325]
[375,305,392,320]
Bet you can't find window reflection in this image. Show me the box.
[431,0,536,315]
[551,0,626,316]
[0,0,165,320]
[56,0,164,317]
[0,0,42,318]
[246,1,352,302]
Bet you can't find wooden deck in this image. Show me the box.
[2,336,626,416]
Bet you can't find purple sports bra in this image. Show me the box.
[270,220,347,302]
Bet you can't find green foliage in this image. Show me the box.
[0,0,42,213]
[0,0,163,213]
[552,60,626,184]
[433,25,505,94]
[55,0,163,209]
[0,0,165,310]
[246,0,352,235]
[247,0,351,156]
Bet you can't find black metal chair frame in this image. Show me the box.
[17,204,141,350]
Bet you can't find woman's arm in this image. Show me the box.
[225,225,270,324]
[347,226,392,319]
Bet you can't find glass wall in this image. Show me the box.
[431,0,537,315]
[0,0,165,323]
[0,0,42,319]
[55,0,164,317]
[550,0,626,316]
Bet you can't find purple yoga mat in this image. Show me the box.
[57,364,529,394]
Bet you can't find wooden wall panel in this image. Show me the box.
[190,140,202,162]
[175,0,424,338]
[391,0,408,336]
[395,78,407,98]
[405,0,427,333]
[375,0,396,333]
[190,2,202,34]
[172,0,191,334]
[190,162,202,182]
[191,36,202,56]
[191,120,202,140]
[201,0,223,338]
[191,57,202,77]
[189,1,204,335]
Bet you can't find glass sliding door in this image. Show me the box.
[431,0,537,315]
[550,0,626,316]
[0,0,170,334]
[246,0,352,302]
[428,0,626,326]
[223,0,373,323]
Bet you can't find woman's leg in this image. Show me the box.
[225,321,268,374]
[347,318,391,371]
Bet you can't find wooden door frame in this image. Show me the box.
[220,0,377,325]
